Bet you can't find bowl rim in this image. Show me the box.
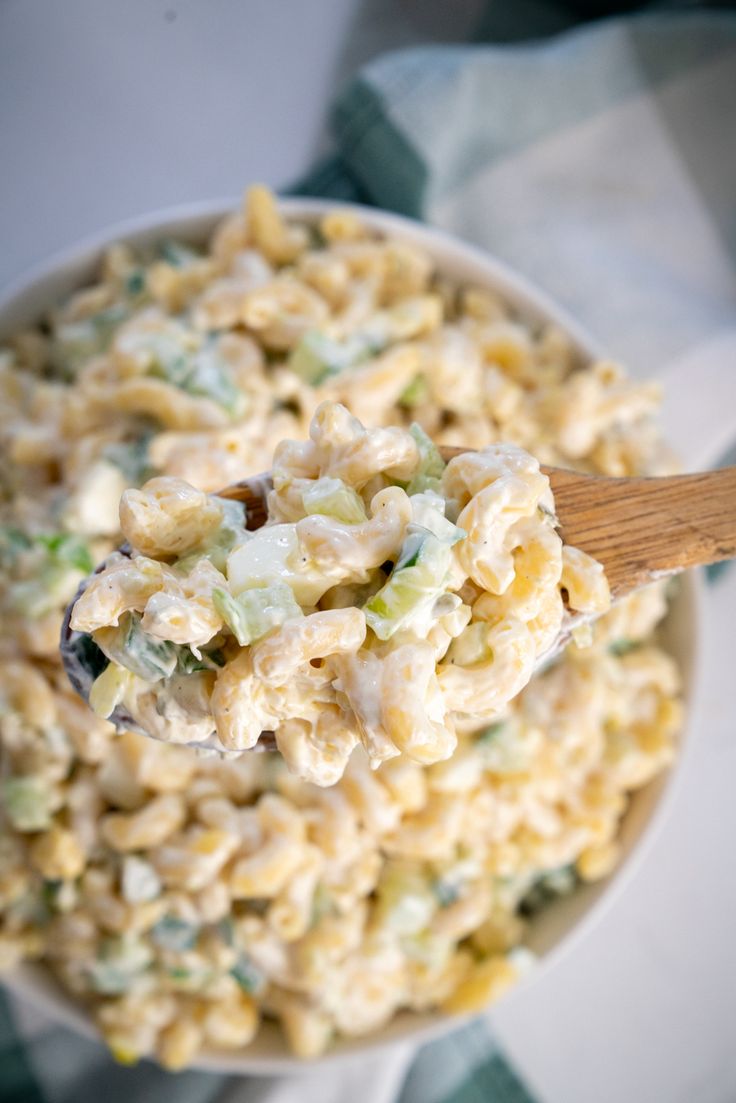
[0,196,704,1074]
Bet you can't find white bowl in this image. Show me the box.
[0,199,703,1073]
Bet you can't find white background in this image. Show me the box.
[1,3,735,1101]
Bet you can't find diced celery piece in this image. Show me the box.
[175,647,225,674]
[364,530,452,640]
[399,375,428,408]
[609,638,637,656]
[213,582,302,646]
[16,533,96,620]
[302,478,367,524]
[94,613,178,682]
[51,304,128,376]
[183,345,245,415]
[406,423,446,495]
[9,532,94,619]
[288,332,349,385]
[0,527,31,567]
[230,954,266,994]
[409,491,464,544]
[102,438,154,486]
[2,776,53,832]
[35,533,94,575]
[431,877,461,907]
[147,335,244,416]
[151,915,199,952]
[88,936,153,994]
[288,330,380,385]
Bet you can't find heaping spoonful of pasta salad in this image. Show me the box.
[61,401,736,786]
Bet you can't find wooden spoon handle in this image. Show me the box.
[546,465,736,598]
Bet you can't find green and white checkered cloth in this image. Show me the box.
[2,10,735,1103]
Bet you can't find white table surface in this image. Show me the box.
[1,3,735,1101]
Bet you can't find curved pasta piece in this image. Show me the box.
[295,486,411,583]
[455,475,546,594]
[380,642,456,765]
[210,650,283,752]
[119,477,224,558]
[69,554,166,632]
[437,618,536,716]
[252,608,366,687]
[309,401,418,486]
[274,707,358,788]
[441,443,545,507]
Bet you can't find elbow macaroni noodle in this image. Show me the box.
[0,186,680,1066]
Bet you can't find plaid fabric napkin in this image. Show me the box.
[3,11,735,1103]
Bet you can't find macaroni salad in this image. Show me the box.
[70,402,610,784]
[0,187,681,1068]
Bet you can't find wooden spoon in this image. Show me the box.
[219,452,736,601]
[61,453,736,748]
